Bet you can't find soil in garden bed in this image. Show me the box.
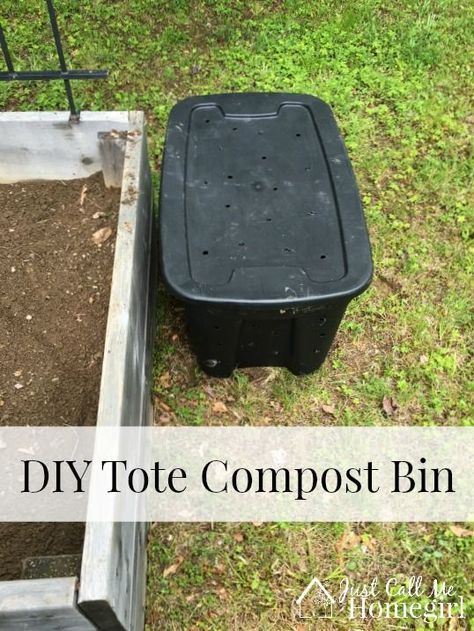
[0,173,120,580]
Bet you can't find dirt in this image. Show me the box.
[0,524,86,581]
[0,173,120,426]
[0,173,120,580]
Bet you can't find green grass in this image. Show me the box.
[1,1,473,629]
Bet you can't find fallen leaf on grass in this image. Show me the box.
[156,398,172,412]
[233,532,244,543]
[382,395,398,416]
[269,400,283,412]
[449,525,474,537]
[159,372,171,388]
[297,558,308,573]
[92,211,106,219]
[336,530,361,554]
[92,227,112,245]
[162,555,184,578]
[360,535,378,554]
[212,401,228,414]
[216,586,228,601]
[322,403,336,416]
[260,368,278,385]
[158,413,172,425]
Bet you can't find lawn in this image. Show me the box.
[1,0,472,629]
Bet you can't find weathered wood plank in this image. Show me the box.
[0,577,96,630]
[98,130,127,188]
[78,111,154,631]
[0,111,129,183]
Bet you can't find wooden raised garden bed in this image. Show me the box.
[0,111,154,631]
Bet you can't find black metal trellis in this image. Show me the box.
[0,0,108,121]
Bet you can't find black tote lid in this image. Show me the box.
[160,93,372,308]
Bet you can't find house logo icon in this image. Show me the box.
[294,577,336,619]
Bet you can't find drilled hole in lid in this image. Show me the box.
[314,348,321,354]
[304,167,311,171]
[227,175,233,179]
[225,204,231,208]
[203,180,208,185]
[296,133,301,137]
[307,211,317,216]
[202,250,209,255]
[261,156,267,160]
[214,325,221,330]
[232,127,238,131]
[319,317,327,325]
[238,241,245,247]
[320,332,326,337]
[257,130,263,135]
[205,119,210,123]
[273,187,278,191]
[283,247,294,253]
[320,254,327,259]
[266,217,272,222]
